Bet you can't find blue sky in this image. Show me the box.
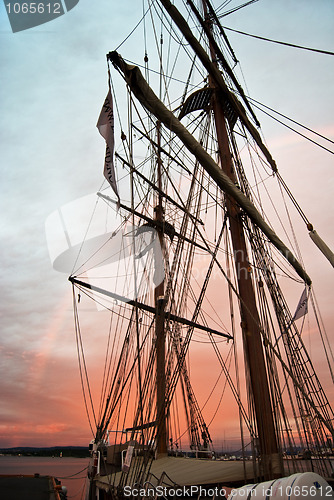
[0,0,333,447]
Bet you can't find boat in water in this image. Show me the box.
[0,474,67,500]
[65,1,334,498]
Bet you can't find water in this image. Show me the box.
[0,455,89,499]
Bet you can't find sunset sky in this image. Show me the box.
[0,0,333,450]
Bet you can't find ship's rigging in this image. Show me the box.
[68,0,334,497]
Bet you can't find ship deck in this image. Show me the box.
[96,455,257,490]
[95,456,334,492]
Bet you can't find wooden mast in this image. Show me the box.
[155,121,167,455]
[201,0,282,479]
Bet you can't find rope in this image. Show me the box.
[115,1,153,51]
[217,0,258,18]
[223,26,334,56]
[250,100,334,156]
[72,285,96,436]
[310,290,334,383]
[57,466,88,479]
[247,95,334,146]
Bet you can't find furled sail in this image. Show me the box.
[309,229,334,267]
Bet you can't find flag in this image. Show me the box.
[292,288,308,322]
[97,90,119,202]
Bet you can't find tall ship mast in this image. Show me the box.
[67,1,334,498]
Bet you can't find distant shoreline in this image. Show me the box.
[0,446,89,458]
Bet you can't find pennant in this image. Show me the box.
[97,90,119,203]
[292,288,308,322]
